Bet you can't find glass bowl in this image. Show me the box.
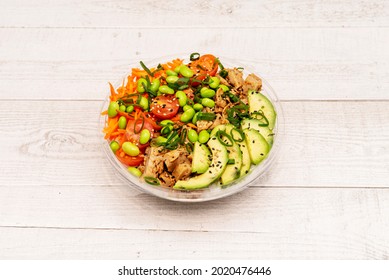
[99,55,284,202]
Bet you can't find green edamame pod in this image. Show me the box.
[180,108,195,123]
[175,90,187,107]
[108,101,119,117]
[193,103,203,111]
[188,129,199,143]
[150,79,160,92]
[159,85,174,94]
[139,96,149,110]
[179,65,194,78]
[201,98,215,108]
[166,76,179,84]
[128,167,142,177]
[122,142,140,156]
[198,130,210,143]
[118,116,127,129]
[139,129,151,144]
[110,141,120,153]
[137,78,147,93]
[209,77,220,89]
[166,70,178,76]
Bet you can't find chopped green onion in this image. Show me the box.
[216,130,233,147]
[185,142,194,153]
[190,52,200,61]
[230,128,245,142]
[144,176,160,186]
[133,117,145,134]
[196,112,216,121]
[140,61,153,77]
[251,110,270,127]
[227,159,235,164]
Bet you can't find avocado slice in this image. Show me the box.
[191,142,211,174]
[173,136,228,190]
[244,128,269,164]
[247,90,276,130]
[241,119,274,146]
[238,141,251,178]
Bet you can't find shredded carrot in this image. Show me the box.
[186,123,197,129]
[101,110,108,116]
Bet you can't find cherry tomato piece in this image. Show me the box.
[150,94,180,120]
[126,118,154,150]
[115,150,144,166]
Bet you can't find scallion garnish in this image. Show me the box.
[140,61,153,77]
[133,117,145,134]
[216,130,233,147]
[230,128,245,142]
[144,176,160,186]
[190,52,200,61]
[251,110,270,127]
[196,112,216,121]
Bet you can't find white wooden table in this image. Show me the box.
[1,0,388,259]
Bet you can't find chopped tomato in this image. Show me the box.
[126,118,154,150]
[150,94,180,120]
[115,150,144,166]
[190,54,218,78]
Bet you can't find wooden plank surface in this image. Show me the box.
[1,187,388,259]
[0,28,388,100]
[0,101,387,188]
[0,0,388,28]
[1,0,388,261]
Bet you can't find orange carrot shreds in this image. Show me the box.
[101,110,108,116]
[109,82,118,101]
[186,123,197,129]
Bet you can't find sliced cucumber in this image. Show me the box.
[247,90,276,130]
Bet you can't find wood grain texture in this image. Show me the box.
[0,0,388,28]
[1,187,388,259]
[0,28,388,100]
[0,100,388,188]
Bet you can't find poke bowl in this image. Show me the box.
[99,53,284,202]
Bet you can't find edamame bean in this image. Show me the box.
[110,141,120,153]
[174,65,182,73]
[139,96,149,110]
[193,103,203,111]
[155,136,167,145]
[150,79,160,92]
[179,65,194,78]
[166,76,179,84]
[209,76,220,89]
[218,84,229,92]
[201,98,215,108]
[198,130,210,143]
[200,87,209,95]
[108,101,119,117]
[137,78,147,93]
[118,116,127,129]
[159,85,174,94]
[166,70,178,76]
[139,129,151,144]
[128,167,142,177]
[122,142,140,156]
[200,88,215,98]
[180,108,195,123]
[183,105,192,111]
[119,105,126,112]
[188,129,198,143]
[160,120,174,126]
[175,90,187,107]
[126,105,134,113]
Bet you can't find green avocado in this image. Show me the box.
[247,90,276,130]
[191,142,211,174]
[173,135,228,190]
[241,119,274,146]
[244,128,269,165]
